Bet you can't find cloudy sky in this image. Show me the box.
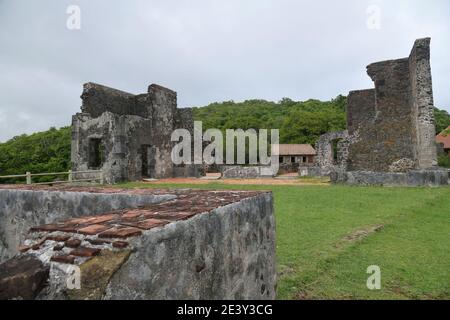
[0,0,449,142]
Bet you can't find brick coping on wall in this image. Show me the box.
[2,186,270,266]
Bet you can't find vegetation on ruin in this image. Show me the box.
[438,154,450,168]
[0,98,449,178]
[119,181,450,300]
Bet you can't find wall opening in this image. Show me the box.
[331,138,342,165]
[141,145,156,178]
[88,138,103,169]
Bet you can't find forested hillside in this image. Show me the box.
[192,95,347,144]
[0,96,449,177]
[0,127,71,181]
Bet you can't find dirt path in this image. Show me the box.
[142,177,330,186]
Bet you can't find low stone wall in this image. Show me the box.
[172,164,204,178]
[221,166,274,178]
[278,163,300,175]
[0,186,276,300]
[331,169,450,186]
[298,166,326,177]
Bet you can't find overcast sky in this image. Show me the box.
[0,0,449,142]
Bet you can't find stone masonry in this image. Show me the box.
[346,37,437,171]
[309,38,446,185]
[71,83,201,184]
[0,185,276,300]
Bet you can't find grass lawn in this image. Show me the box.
[119,181,450,300]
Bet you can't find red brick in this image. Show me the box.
[65,238,81,248]
[78,224,112,235]
[18,245,30,253]
[54,225,80,233]
[86,214,118,225]
[65,217,89,225]
[146,211,197,221]
[99,227,142,239]
[112,241,129,249]
[70,247,101,257]
[65,214,118,226]
[122,210,143,220]
[133,218,169,230]
[50,254,75,264]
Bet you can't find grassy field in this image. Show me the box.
[119,181,450,300]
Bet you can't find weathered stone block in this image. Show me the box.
[0,255,49,300]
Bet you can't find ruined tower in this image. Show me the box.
[345,37,437,171]
[311,38,449,185]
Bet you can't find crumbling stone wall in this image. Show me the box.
[331,168,449,186]
[409,38,438,168]
[0,186,276,300]
[313,131,349,175]
[346,38,437,172]
[221,166,275,178]
[72,83,199,183]
[347,89,376,135]
[310,38,440,183]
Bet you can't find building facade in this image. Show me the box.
[272,144,316,164]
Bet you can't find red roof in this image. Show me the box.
[436,126,450,149]
[271,144,316,156]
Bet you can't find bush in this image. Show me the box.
[438,154,450,168]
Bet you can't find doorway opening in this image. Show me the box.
[88,138,103,169]
[331,138,342,165]
[141,145,156,178]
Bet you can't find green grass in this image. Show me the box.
[118,182,450,300]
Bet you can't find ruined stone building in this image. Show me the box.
[308,38,449,185]
[71,83,199,184]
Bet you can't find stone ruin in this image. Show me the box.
[71,82,201,184]
[0,185,276,299]
[305,38,450,186]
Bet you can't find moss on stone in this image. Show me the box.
[67,250,131,300]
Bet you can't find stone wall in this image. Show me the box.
[308,38,444,185]
[313,131,349,175]
[80,83,147,118]
[409,38,438,168]
[221,166,275,178]
[331,169,450,186]
[346,38,437,172]
[0,186,276,300]
[347,89,376,135]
